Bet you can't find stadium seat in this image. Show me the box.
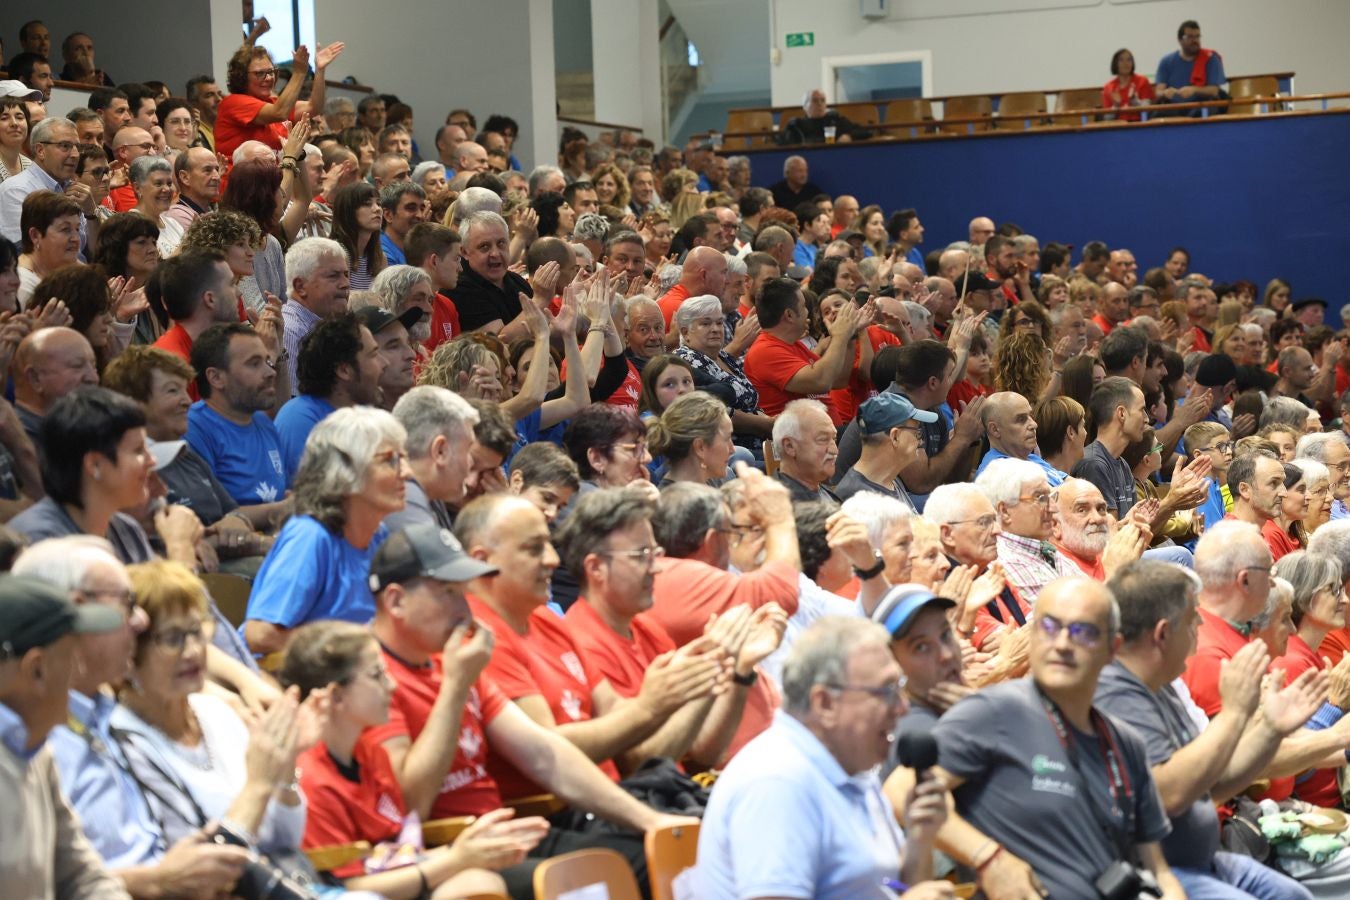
[724,110,776,149]
[646,822,700,900]
[423,815,477,847]
[940,96,993,134]
[997,91,1050,129]
[835,101,882,128]
[1055,87,1102,113]
[304,841,371,873]
[533,848,642,900]
[1227,75,1280,115]
[763,440,779,476]
[883,98,935,137]
[202,572,251,629]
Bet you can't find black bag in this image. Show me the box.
[549,758,708,835]
[1219,797,1273,863]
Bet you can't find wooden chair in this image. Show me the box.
[423,815,476,847]
[940,95,992,134]
[1055,87,1101,113]
[996,91,1049,129]
[1227,75,1280,115]
[304,841,371,873]
[835,101,881,128]
[762,440,779,477]
[883,98,934,136]
[504,793,566,817]
[724,110,775,149]
[201,572,252,629]
[646,822,700,900]
[533,848,642,900]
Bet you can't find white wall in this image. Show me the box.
[667,0,773,97]
[768,0,1350,105]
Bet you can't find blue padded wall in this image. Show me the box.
[747,112,1350,317]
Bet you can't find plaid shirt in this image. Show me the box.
[996,531,1081,604]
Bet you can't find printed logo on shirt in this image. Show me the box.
[1030,754,1075,797]
[560,651,586,685]
[559,690,583,721]
[253,481,279,503]
[457,725,482,759]
[268,449,284,475]
[376,792,402,824]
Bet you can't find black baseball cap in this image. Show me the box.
[369,524,499,593]
[1196,353,1238,388]
[953,271,1003,295]
[355,305,424,337]
[0,575,123,659]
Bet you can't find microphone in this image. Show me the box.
[894,730,938,774]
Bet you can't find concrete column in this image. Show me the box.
[590,0,664,143]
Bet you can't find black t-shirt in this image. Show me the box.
[450,263,531,333]
[768,179,826,212]
[1072,440,1137,518]
[934,678,1170,899]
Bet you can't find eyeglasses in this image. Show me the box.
[1017,491,1053,509]
[375,450,404,470]
[827,676,908,706]
[129,142,154,152]
[1201,442,1234,454]
[1150,443,1165,454]
[85,166,111,178]
[613,441,648,456]
[599,546,664,565]
[1035,613,1104,648]
[951,514,998,530]
[37,140,77,153]
[248,68,278,79]
[149,621,207,652]
[78,587,137,620]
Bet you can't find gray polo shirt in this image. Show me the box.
[934,677,1170,898]
[1072,440,1136,519]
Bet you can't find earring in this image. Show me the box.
[93,469,102,481]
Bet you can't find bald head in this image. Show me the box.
[680,246,728,297]
[937,249,969,282]
[232,140,274,165]
[112,126,153,163]
[453,141,489,174]
[15,327,99,413]
[968,217,995,244]
[455,493,536,549]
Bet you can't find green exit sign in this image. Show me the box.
[785,32,815,48]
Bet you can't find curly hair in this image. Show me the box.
[589,162,631,210]
[417,335,497,393]
[807,257,843,297]
[530,191,568,238]
[994,330,1051,399]
[225,45,271,95]
[179,209,263,259]
[296,313,362,398]
[998,298,1053,346]
[221,157,281,231]
[91,213,159,279]
[660,168,698,204]
[1067,277,1102,309]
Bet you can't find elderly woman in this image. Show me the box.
[127,155,183,259]
[0,94,32,183]
[213,39,343,159]
[112,559,320,870]
[242,407,407,656]
[563,404,652,490]
[179,209,263,315]
[673,294,773,447]
[647,390,735,487]
[29,265,138,366]
[1293,458,1332,538]
[16,191,83,305]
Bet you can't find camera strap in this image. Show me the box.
[1036,687,1138,866]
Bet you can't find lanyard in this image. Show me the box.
[1035,686,1137,863]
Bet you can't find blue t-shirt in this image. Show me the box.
[1156,50,1225,90]
[976,447,1068,487]
[186,402,288,505]
[905,245,925,270]
[380,231,407,266]
[274,394,337,485]
[793,239,818,269]
[243,515,388,638]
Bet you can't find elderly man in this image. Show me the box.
[105,126,156,212]
[744,277,861,417]
[386,385,479,530]
[60,32,114,86]
[656,245,727,329]
[777,89,873,146]
[975,391,1065,485]
[1106,248,1139,287]
[1225,452,1294,560]
[0,573,129,898]
[930,577,1185,900]
[772,399,841,503]
[1296,432,1350,520]
[1097,560,1317,900]
[1092,282,1131,336]
[13,327,100,447]
[0,117,95,244]
[1053,478,1152,582]
[449,210,538,337]
[768,155,824,211]
[161,147,221,232]
[452,141,490,176]
[696,616,950,900]
[977,458,1080,607]
[280,237,350,388]
[366,523,696,892]
[836,393,933,507]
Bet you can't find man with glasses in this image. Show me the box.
[1096,560,1319,899]
[978,458,1079,607]
[106,125,155,212]
[1296,432,1350,520]
[0,117,95,245]
[836,393,933,507]
[930,576,1185,899]
[695,616,952,899]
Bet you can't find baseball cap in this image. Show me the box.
[0,81,42,102]
[1195,353,1238,388]
[857,392,939,434]
[355,305,423,336]
[145,438,187,471]
[369,524,499,593]
[1290,297,1327,313]
[0,575,123,659]
[836,229,865,243]
[870,584,955,640]
[953,271,1003,294]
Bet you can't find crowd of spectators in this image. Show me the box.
[2,12,1350,900]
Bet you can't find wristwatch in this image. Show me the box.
[732,669,758,687]
[853,550,886,581]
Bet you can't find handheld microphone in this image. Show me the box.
[894,730,938,773]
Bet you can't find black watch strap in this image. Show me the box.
[732,669,758,687]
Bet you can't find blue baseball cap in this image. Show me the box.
[870,584,956,639]
[857,393,939,435]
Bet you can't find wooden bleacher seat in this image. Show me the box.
[646,822,700,900]
[423,815,476,847]
[724,110,775,149]
[763,439,779,476]
[201,572,251,629]
[533,848,642,900]
[997,91,1050,129]
[883,98,935,136]
[505,793,566,817]
[1055,87,1102,122]
[835,101,881,128]
[304,840,371,873]
[940,95,993,134]
[1227,75,1280,115]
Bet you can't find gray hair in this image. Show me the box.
[1273,550,1344,621]
[1251,577,1293,631]
[946,241,975,255]
[527,164,564,196]
[1290,458,1330,490]
[1296,431,1350,464]
[12,536,122,594]
[324,97,355,116]
[1248,307,1277,327]
[1308,520,1350,577]
[975,458,1046,508]
[1262,397,1314,432]
[392,385,479,459]
[924,482,989,526]
[411,161,445,188]
[1183,351,1209,380]
[652,482,727,559]
[772,398,829,444]
[840,492,911,551]
[1011,234,1039,250]
[30,116,73,147]
[673,295,723,333]
[371,264,432,314]
[232,140,275,165]
[725,253,747,276]
[1194,520,1267,589]
[902,300,931,328]
[129,154,171,187]
[460,210,509,244]
[725,155,750,175]
[572,213,609,242]
[782,155,806,177]
[654,263,682,295]
[285,237,348,285]
[294,407,407,530]
[782,617,892,717]
[455,186,502,222]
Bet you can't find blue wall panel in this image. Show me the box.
[747,113,1350,316]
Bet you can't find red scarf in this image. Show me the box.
[1190,48,1217,86]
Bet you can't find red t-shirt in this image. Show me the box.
[828,326,901,426]
[744,332,823,417]
[109,184,138,213]
[971,584,1031,650]
[947,379,991,414]
[1181,608,1252,717]
[1320,628,1350,668]
[562,356,641,409]
[425,292,462,353]
[366,646,510,818]
[1191,325,1212,353]
[214,92,290,160]
[1102,74,1156,122]
[298,738,407,878]
[468,598,620,797]
[152,323,200,400]
[656,284,692,328]
[1271,635,1341,808]
[1261,519,1302,563]
[649,557,799,647]
[1091,313,1117,337]
[1053,544,1106,581]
